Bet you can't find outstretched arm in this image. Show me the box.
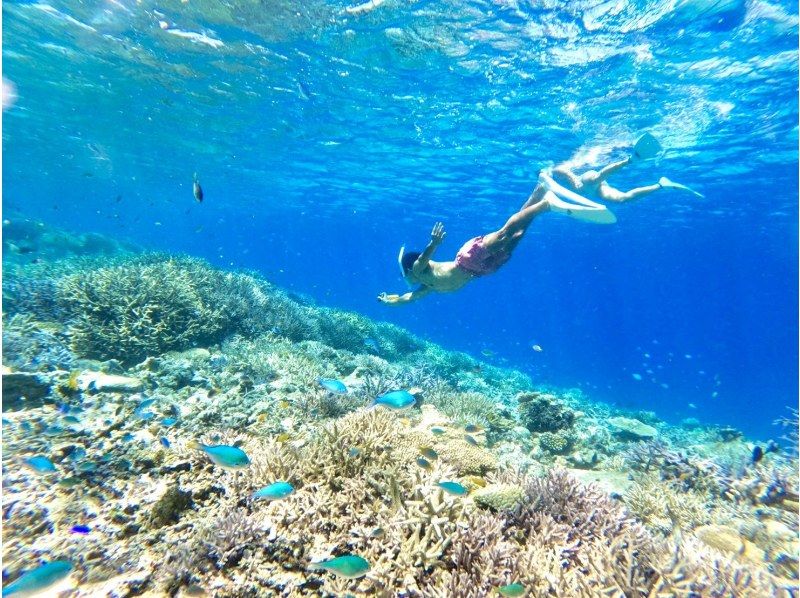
[377,287,432,306]
[412,222,446,276]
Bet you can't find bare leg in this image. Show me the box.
[521,183,547,210]
[598,181,661,203]
[482,198,549,253]
[552,165,584,190]
[582,157,631,186]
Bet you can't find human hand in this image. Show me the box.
[377,292,399,304]
[430,222,446,246]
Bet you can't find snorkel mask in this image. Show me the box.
[398,245,414,289]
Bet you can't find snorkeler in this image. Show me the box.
[377,134,702,305]
[378,186,551,305]
[552,133,703,203]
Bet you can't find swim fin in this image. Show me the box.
[539,170,617,224]
[658,177,704,198]
[544,191,617,224]
[631,133,662,161]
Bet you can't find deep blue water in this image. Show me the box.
[3,0,798,438]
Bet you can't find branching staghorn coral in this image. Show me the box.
[2,313,74,371]
[57,257,230,362]
[626,476,713,534]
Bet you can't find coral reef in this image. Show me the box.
[537,430,573,454]
[1,226,797,598]
[57,257,232,363]
[517,391,575,433]
[473,483,526,511]
[609,416,658,440]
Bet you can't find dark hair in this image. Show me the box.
[401,251,422,275]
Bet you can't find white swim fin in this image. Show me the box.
[544,191,617,224]
[659,177,704,198]
[631,133,662,161]
[539,170,617,224]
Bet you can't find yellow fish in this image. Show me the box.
[419,447,438,460]
[66,370,80,392]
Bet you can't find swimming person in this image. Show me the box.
[377,135,702,305]
[552,133,704,202]
[377,187,552,305]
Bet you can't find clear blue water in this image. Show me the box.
[3,0,798,438]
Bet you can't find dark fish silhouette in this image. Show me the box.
[193,173,204,203]
[752,445,764,464]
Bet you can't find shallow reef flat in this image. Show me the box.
[2,219,798,597]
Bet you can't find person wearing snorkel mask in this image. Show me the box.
[378,185,551,305]
[377,134,702,305]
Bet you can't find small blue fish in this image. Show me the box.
[430,427,446,436]
[137,398,157,410]
[134,399,157,420]
[2,418,11,426]
[253,481,294,501]
[121,433,135,442]
[309,555,370,579]
[437,481,468,496]
[161,417,177,427]
[318,378,348,394]
[20,421,32,433]
[62,415,81,425]
[347,447,361,458]
[2,561,73,597]
[160,437,170,448]
[188,441,250,470]
[498,583,527,597]
[77,461,97,473]
[58,403,70,414]
[373,390,416,411]
[69,447,87,461]
[70,524,90,535]
[44,425,64,437]
[23,456,56,473]
[464,434,479,446]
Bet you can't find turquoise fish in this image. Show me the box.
[437,481,468,496]
[309,555,370,579]
[416,457,432,471]
[318,378,348,394]
[372,390,415,410]
[498,583,526,597]
[253,481,294,501]
[23,456,56,474]
[188,441,250,470]
[2,560,73,597]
